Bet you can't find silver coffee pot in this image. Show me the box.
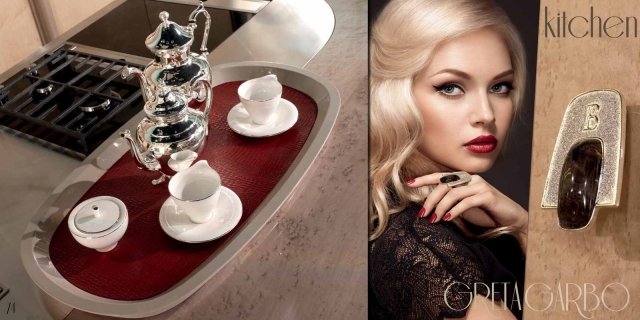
[120,79,211,184]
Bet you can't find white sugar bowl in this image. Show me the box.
[68,196,129,252]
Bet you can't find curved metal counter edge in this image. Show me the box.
[210,0,336,67]
[20,61,340,318]
[17,0,338,317]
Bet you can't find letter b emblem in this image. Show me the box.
[582,104,600,131]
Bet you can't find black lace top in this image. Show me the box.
[369,203,525,320]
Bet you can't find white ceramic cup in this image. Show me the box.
[168,160,221,224]
[238,74,282,125]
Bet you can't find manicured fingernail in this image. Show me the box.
[428,214,437,223]
[443,212,452,221]
[405,178,415,186]
[416,207,425,218]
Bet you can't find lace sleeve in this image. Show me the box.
[369,211,491,320]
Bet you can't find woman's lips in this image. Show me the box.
[464,135,498,153]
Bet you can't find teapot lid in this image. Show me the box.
[145,11,194,53]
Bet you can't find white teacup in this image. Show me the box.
[168,160,221,224]
[238,74,282,125]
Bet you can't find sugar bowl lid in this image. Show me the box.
[68,196,127,239]
[145,11,194,53]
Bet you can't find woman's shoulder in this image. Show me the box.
[370,203,480,263]
[369,203,491,319]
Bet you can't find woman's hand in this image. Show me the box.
[407,172,528,246]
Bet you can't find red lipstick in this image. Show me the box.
[464,135,497,153]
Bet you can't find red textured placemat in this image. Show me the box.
[48,82,317,300]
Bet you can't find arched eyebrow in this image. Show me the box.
[492,69,514,81]
[429,69,471,80]
[429,69,514,81]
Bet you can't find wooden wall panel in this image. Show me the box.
[0,0,42,74]
[48,0,117,35]
[525,0,640,319]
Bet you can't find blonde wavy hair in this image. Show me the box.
[369,0,527,240]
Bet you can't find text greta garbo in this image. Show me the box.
[444,281,629,319]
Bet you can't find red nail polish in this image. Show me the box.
[443,212,452,221]
[417,207,425,218]
[428,214,437,223]
[406,178,415,186]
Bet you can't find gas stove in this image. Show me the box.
[0,0,251,160]
[0,45,145,159]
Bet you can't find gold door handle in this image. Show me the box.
[542,90,626,230]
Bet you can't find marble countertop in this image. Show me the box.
[0,0,367,319]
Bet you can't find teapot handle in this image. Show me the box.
[189,1,211,55]
[194,79,213,136]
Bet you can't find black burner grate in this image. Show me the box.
[0,46,145,159]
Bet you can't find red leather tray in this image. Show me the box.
[48,82,317,300]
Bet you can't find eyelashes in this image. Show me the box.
[432,81,515,98]
[433,83,463,98]
[490,81,514,94]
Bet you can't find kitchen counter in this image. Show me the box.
[0,0,367,319]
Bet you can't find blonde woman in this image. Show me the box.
[369,0,529,319]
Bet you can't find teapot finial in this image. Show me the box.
[159,11,170,27]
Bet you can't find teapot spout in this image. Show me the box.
[120,130,161,172]
[122,67,154,103]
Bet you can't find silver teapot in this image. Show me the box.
[120,80,211,185]
[126,2,212,103]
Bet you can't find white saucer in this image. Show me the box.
[159,186,242,243]
[227,98,299,137]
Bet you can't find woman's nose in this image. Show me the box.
[470,92,495,126]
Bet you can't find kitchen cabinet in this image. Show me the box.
[0,0,120,74]
[0,0,42,74]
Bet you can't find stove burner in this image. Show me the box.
[32,83,55,102]
[0,45,145,159]
[80,98,112,113]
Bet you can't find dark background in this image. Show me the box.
[369,0,539,209]
[70,0,243,59]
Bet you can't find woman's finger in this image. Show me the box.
[433,183,483,218]
[406,172,445,187]
[446,192,493,222]
[418,183,451,220]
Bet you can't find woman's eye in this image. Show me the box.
[434,83,464,96]
[490,82,513,94]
